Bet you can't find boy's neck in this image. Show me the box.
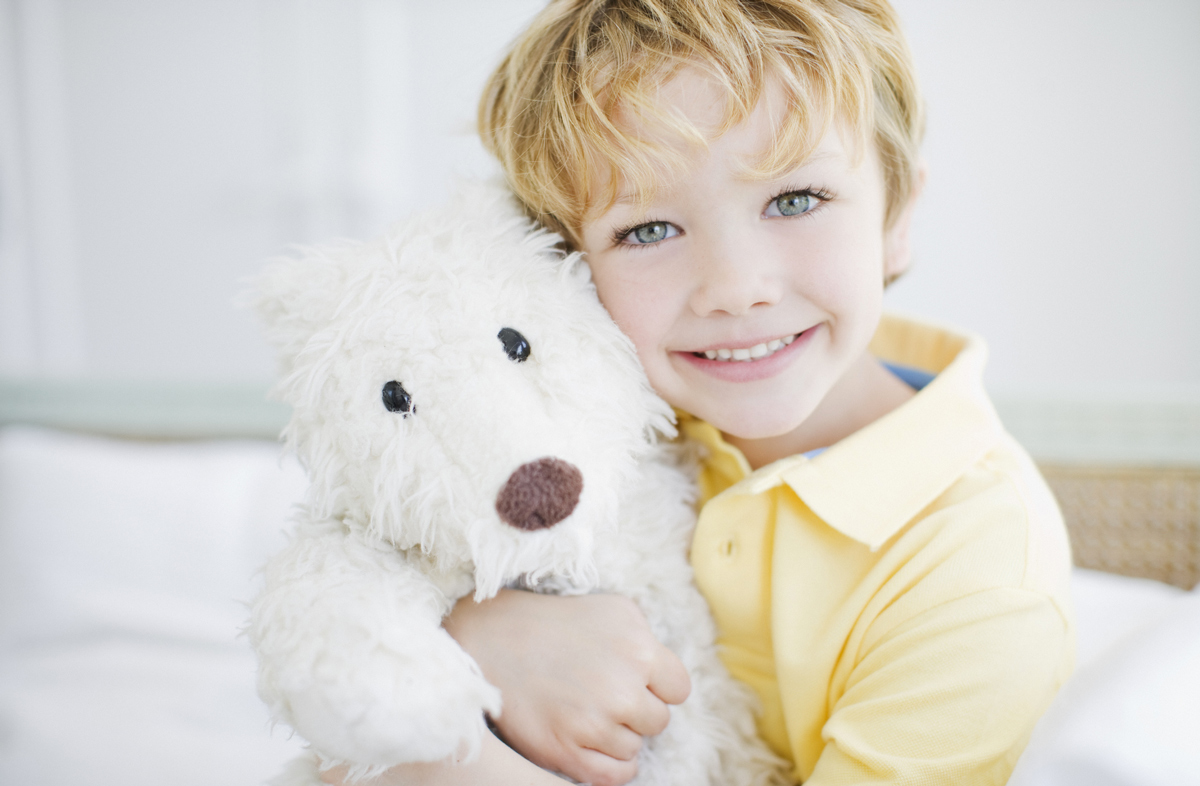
[724,351,915,471]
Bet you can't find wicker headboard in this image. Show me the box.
[1042,465,1200,590]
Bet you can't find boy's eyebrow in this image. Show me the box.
[611,150,843,205]
[739,149,841,180]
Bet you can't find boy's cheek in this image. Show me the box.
[588,267,673,348]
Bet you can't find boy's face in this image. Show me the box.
[578,70,913,442]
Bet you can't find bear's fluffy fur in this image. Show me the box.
[247,183,790,785]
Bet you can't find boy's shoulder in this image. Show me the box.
[891,429,1072,605]
[805,312,1072,610]
[869,314,1070,587]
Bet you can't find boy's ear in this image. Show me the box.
[883,160,927,284]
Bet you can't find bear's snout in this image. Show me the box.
[495,458,584,531]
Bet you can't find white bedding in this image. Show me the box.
[0,426,307,785]
[0,425,1195,785]
[1010,571,1199,786]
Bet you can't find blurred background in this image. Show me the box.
[0,0,1197,433]
[1,0,1198,465]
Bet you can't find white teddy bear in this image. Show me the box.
[247,183,790,786]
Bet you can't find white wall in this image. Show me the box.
[0,0,544,382]
[889,0,1200,399]
[1,0,1197,404]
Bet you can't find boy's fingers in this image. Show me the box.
[568,748,639,786]
[622,690,672,737]
[589,723,644,762]
[646,647,691,706]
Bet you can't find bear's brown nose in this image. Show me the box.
[495,458,583,531]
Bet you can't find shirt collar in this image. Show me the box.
[678,315,1006,550]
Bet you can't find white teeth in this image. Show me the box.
[697,332,802,363]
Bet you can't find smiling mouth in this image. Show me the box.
[691,332,802,363]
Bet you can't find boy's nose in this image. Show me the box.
[495,457,583,531]
[689,234,782,316]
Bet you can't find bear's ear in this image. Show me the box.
[246,243,358,368]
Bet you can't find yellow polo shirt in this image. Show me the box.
[684,314,1074,785]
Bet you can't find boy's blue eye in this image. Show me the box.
[623,221,678,245]
[767,191,818,217]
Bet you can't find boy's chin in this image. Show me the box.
[692,404,815,445]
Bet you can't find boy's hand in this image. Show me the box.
[444,590,691,786]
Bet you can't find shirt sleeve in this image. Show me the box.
[803,588,1072,786]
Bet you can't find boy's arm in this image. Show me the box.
[319,728,569,786]
[444,590,691,786]
[803,587,1071,785]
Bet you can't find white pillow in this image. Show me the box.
[0,425,305,647]
[0,426,309,785]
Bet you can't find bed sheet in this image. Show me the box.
[0,426,1196,785]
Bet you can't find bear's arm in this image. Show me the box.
[248,515,502,769]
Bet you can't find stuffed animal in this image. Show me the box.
[247,183,790,786]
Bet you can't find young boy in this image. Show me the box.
[324,1,1074,784]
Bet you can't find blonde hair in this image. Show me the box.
[479,0,923,248]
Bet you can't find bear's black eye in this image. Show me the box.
[498,328,531,362]
[381,381,413,415]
